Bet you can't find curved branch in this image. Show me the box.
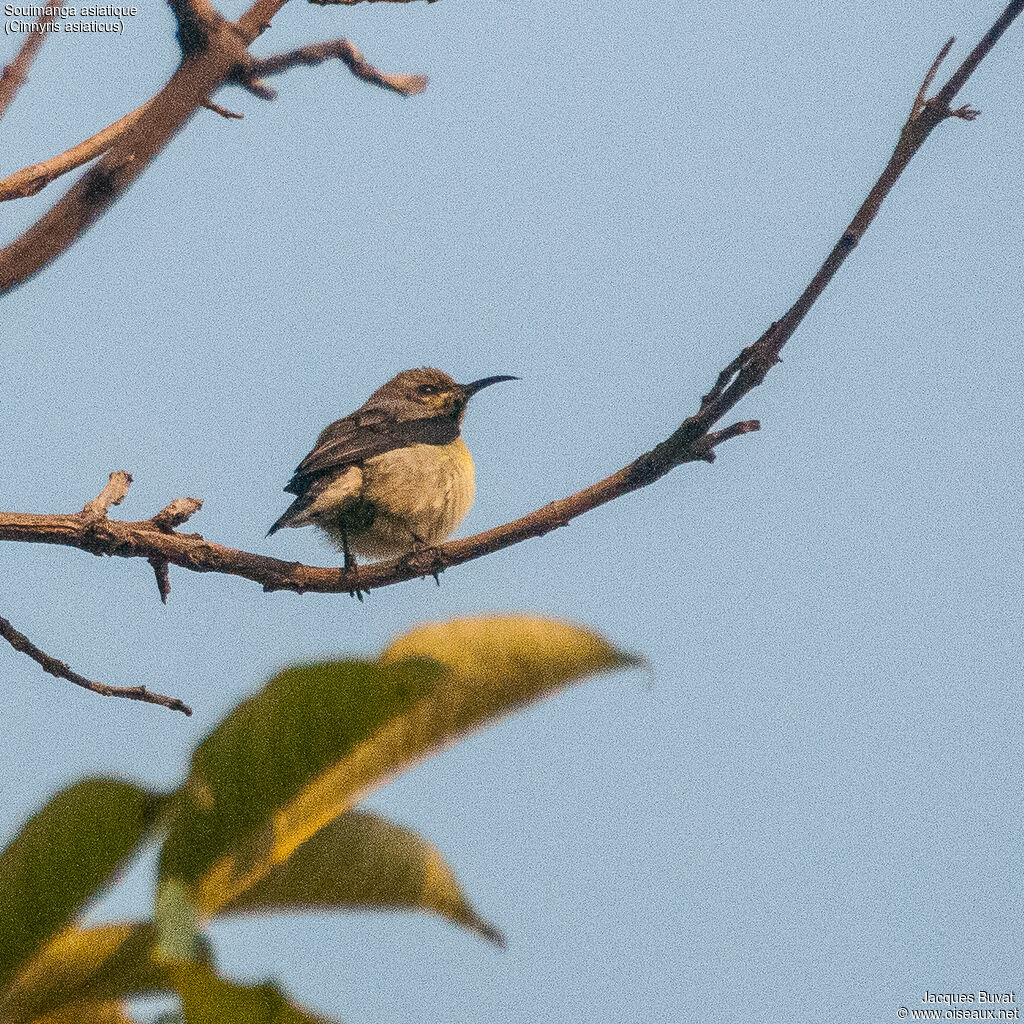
[0,612,192,715]
[0,420,759,597]
[0,3,1019,600]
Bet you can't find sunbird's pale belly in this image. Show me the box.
[315,439,476,558]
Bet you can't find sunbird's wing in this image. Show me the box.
[284,407,459,494]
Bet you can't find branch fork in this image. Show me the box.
[81,469,133,519]
[68,473,205,602]
[0,0,429,280]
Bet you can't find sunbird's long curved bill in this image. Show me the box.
[461,374,519,396]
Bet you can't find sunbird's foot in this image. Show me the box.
[343,549,367,601]
[408,538,443,586]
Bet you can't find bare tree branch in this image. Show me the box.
[0,612,192,715]
[149,496,204,602]
[0,9,62,122]
[933,0,1024,106]
[0,22,249,293]
[0,413,759,597]
[0,4,1019,604]
[0,103,150,203]
[674,0,1023,438]
[0,0,424,287]
[0,30,420,205]
[245,39,428,96]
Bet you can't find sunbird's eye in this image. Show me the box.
[417,384,440,397]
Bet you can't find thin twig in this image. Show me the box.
[246,39,428,96]
[147,496,203,602]
[150,497,204,530]
[82,471,133,517]
[681,1,1024,439]
[203,99,244,119]
[910,36,954,119]
[692,420,761,459]
[149,557,173,603]
[0,613,192,715]
[0,9,62,122]
[932,0,1024,107]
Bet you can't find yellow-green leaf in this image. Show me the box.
[162,615,636,936]
[0,780,159,991]
[169,963,333,1024]
[0,922,212,1024]
[216,809,504,947]
[380,613,640,684]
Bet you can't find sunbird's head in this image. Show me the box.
[370,367,519,422]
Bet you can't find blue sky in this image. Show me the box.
[2,1,1023,1022]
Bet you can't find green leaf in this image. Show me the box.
[159,614,637,944]
[169,963,333,1024]
[158,659,439,928]
[216,809,505,947]
[0,780,158,991]
[0,922,212,1024]
[155,878,201,963]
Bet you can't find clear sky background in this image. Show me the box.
[2,1,1023,1022]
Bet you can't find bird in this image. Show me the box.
[268,367,518,578]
